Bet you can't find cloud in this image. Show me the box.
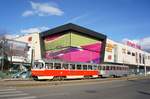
[20,26,49,34]
[22,10,34,17]
[22,1,64,17]
[4,34,19,39]
[66,13,100,25]
[122,37,150,52]
[66,14,89,23]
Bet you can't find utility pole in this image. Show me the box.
[144,54,146,76]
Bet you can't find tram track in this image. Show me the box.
[0,75,150,88]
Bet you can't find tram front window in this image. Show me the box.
[45,63,53,69]
[34,62,44,69]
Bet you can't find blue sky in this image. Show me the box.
[0,0,150,46]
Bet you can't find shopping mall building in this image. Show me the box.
[14,23,150,75]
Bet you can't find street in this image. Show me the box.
[0,78,150,99]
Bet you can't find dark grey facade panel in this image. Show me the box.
[40,23,107,40]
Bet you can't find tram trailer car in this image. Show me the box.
[31,60,129,80]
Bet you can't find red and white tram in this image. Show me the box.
[31,60,129,80]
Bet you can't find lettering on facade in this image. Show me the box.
[28,37,32,42]
[106,43,114,52]
[108,55,112,60]
[126,41,141,49]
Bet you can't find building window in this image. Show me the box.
[143,54,145,64]
[28,37,32,42]
[127,51,131,55]
[135,52,138,63]
[148,56,150,60]
[139,53,141,64]
[132,52,135,56]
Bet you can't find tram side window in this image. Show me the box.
[112,66,115,70]
[101,66,104,70]
[83,65,87,70]
[120,67,123,70]
[88,65,92,70]
[106,66,109,70]
[103,66,105,70]
[93,65,98,70]
[62,63,68,69]
[39,63,44,69]
[70,64,76,70]
[77,65,82,70]
[45,63,53,69]
[98,66,101,70]
[109,66,113,70]
[54,63,61,69]
[119,67,121,70]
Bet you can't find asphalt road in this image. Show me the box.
[0,78,150,99]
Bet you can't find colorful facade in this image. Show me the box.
[40,23,106,64]
[43,32,102,64]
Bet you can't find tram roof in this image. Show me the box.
[40,23,107,40]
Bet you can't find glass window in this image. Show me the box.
[143,54,145,64]
[45,63,53,69]
[139,53,142,63]
[83,65,87,70]
[148,56,150,60]
[132,52,135,56]
[93,65,98,70]
[34,62,44,69]
[110,66,112,70]
[77,64,82,70]
[70,64,76,70]
[98,66,101,70]
[106,66,109,70]
[127,51,131,55]
[103,66,105,70]
[88,65,92,70]
[113,67,116,70]
[62,63,68,69]
[54,63,61,69]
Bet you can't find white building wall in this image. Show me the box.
[104,39,116,63]
[14,33,42,61]
[104,39,150,67]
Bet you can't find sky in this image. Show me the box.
[0,0,150,51]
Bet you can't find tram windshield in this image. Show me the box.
[33,62,44,69]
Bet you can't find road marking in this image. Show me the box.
[0,88,16,91]
[10,96,37,99]
[0,93,28,97]
[0,87,37,99]
[0,90,23,94]
[49,93,68,96]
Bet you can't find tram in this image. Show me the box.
[31,60,129,80]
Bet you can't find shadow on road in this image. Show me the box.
[137,90,150,96]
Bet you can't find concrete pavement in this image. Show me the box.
[11,78,150,99]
